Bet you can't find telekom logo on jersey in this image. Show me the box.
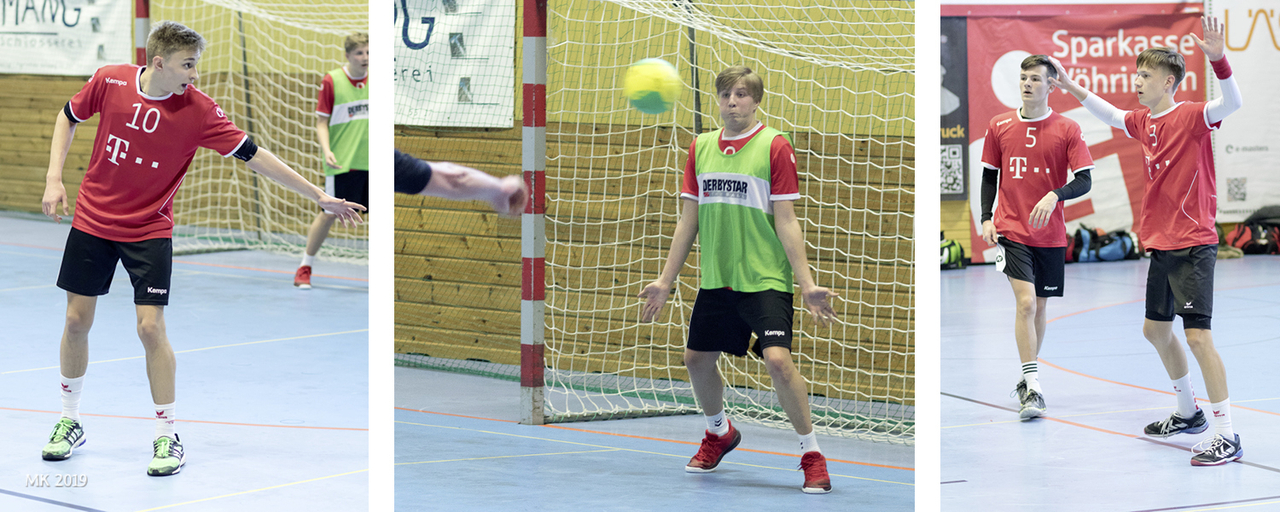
[1006,157,1051,179]
[106,103,163,166]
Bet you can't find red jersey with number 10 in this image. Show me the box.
[981,109,1095,247]
[1122,102,1220,251]
[66,64,248,242]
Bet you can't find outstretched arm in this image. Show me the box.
[245,147,366,226]
[420,161,528,217]
[1195,16,1243,124]
[638,199,699,322]
[774,200,838,327]
[1048,57,1127,130]
[42,111,77,223]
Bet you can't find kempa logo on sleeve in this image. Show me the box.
[147,287,168,295]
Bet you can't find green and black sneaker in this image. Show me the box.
[147,434,185,477]
[42,417,86,461]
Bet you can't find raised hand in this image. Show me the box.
[1192,15,1225,62]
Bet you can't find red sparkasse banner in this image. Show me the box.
[964,10,1204,263]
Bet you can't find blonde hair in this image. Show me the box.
[1136,47,1186,90]
[146,21,205,61]
[715,66,764,103]
[345,32,369,54]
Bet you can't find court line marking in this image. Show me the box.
[131,468,367,512]
[2,329,368,375]
[0,240,368,282]
[396,448,623,465]
[397,420,913,486]
[397,408,914,472]
[940,392,1280,474]
[1133,495,1280,512]
[1037,359,1280,417]
[941,400,1278,429]
[0,488,108,512]
[0,406,366,431]
[0,248,61,260]
[0,284,59,293]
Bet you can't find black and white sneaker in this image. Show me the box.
[1019,389,1046,420]
[1191,433,1243,466]
[1143,409,1208,438]
[1012,380,1029,404]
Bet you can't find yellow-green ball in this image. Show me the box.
[623,58,681,114]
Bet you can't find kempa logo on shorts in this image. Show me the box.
[104,77,128,87]
[147,287,168,295]
[1043,286,1059,291]
[764,330,786,337]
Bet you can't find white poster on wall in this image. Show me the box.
[393,0,515,128]
[0,0,133,75]
[1209,1,1280,221]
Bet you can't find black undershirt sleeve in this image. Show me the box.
[980,167,998,222]
[232,136,258,162]
[1051,169,1092,201]
[394,149,433,195]
[63,102,79,124]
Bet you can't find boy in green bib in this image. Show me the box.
[296,32,369,288]
[639,66,839,494]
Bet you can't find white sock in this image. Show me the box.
[798,431,820,454]
[705,411,729,436]
[1022,362,1041,394]
[1210,398,1233,439]
[1172,373,1198,418]
[60,375,84,421]
[300,254,315,267]
[154,403,176,439]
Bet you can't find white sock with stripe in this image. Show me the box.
[1172,373,1198,418]
[1022,362,1041,394]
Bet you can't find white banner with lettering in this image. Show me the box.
[393,0,514,128]
[1209,1,1280,221]
[0,0,132,75]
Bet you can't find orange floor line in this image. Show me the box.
[4,406,367,431]
[398,407,914,471]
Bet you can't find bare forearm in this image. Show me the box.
[315,117,332,153]
[657,200,699,284]
[422,162,504,201]
[776,215,817,291]
[47,113,76,182]
[245,148,323,201]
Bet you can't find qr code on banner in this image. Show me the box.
[1227,177,1246,202]
[941,144,964,194]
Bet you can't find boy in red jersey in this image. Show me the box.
[39,21,365,476]
[638,66,839,494]
[296,32,370,289]
[1049,15,1244,466]
[980,55,1095,421]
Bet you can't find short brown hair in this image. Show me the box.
[1136,47,1186,90]
[146,21,205,61]
[715,66,764,103]
[345,32,369,54]
[1021,54,1057,80]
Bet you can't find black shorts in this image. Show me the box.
[687,288,794,357]
[325,169,368,210]
[995,237,1065,297]
[1146,244,1216,329]
[57,228,173,306]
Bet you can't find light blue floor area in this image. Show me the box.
[943,257,1280,511]
[0,214,369,512]
[396,366,914,511]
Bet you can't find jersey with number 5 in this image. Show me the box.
[981,109,1094,247]
[66,64,249,242]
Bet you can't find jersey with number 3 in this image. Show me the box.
[1122,102,1219,251]
[66,64,249,242]
[981,109,1094,247]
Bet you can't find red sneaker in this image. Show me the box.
[685,422,741,473]
[800,451,832,493]
[294,265,312,289]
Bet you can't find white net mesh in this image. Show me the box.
[541,0,914,443]
[151,0,368,260]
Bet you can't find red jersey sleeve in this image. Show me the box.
[66,67,107,123]
[980,119,1001,170]
[316,74,335,117]
[1065,122,1095,172]
[769,135,800,200]
[200,102,249,157]
[680,138,699,201]
[1123,109,1144,140]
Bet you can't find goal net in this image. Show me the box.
[150,0,369,261]
[394,0,914,444]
